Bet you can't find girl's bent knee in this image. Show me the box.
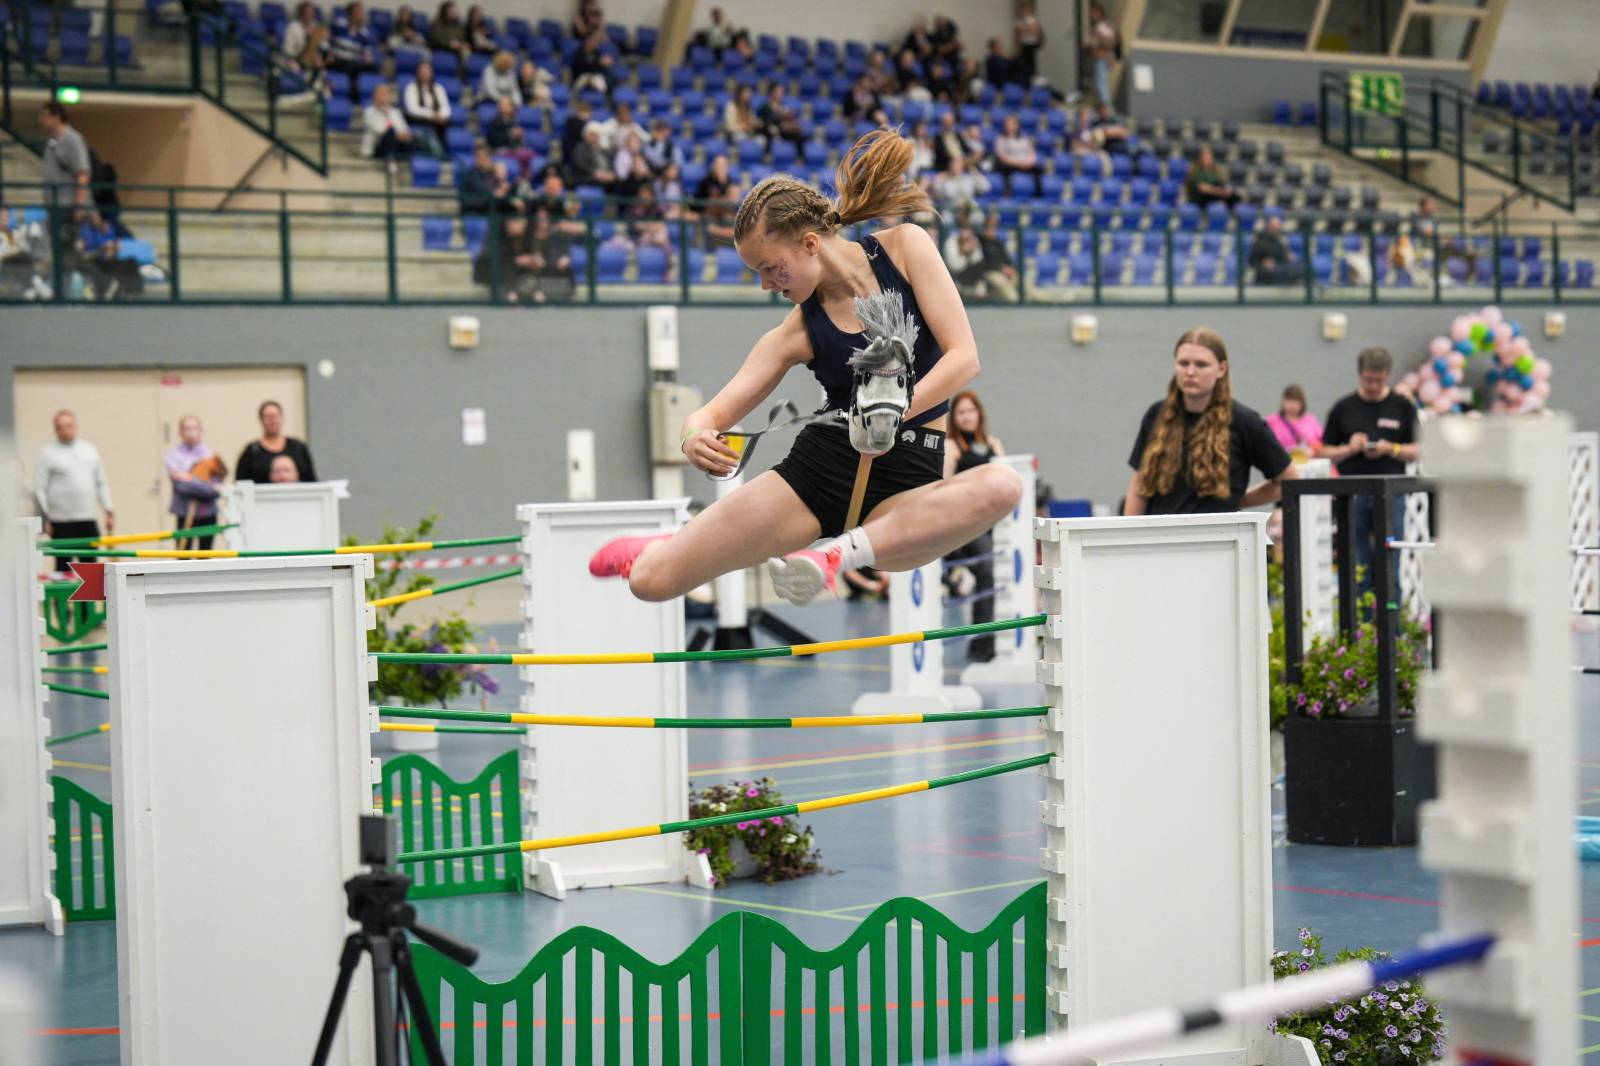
[627,557,679,602]
[983,465,1024,515]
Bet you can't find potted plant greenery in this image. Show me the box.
[362,514,499,751]
[682,778,822,887]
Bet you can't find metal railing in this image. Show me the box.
[3,179,1597,307]
[0,0,327,173]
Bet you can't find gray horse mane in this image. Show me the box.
[848,290,920,370]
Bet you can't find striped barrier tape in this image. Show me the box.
[961,934,1495,1066]
[389,553,521,571]
[377,704,1049,729]
[396,752,1052,864]
[41,534,520,560]
[375,614,1046,667]
[369,567,521,610]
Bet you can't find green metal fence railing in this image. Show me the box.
[381,749,523,899]
[51,775,115,922]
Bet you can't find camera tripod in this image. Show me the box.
[310,817,478,1066]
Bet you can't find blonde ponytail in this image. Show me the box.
[733,129,931,244]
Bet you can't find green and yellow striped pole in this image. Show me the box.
[42,522,237,548]
[45,642,107,656]
[41,534,520,560]
[45,722,111,746]
[378,704,1049,729]
[378,722,527,736]
[375,615,1046,667]
[396,753,1051,864]
[369,567,521,609]
[41,665,108,676]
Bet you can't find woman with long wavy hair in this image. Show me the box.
[1124,327,1297,516]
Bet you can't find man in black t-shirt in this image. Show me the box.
[1126,400,1292,515]
[1320,347,1420,600]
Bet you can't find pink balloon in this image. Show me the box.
[1481,306,1504,328]
[1450,317,1471,342]
[1401,371,1419,392]
[1493,323,1513,345]
[1511,336,1532,358]
[1534,358,1553,381]
[1432,395,1455,414]
[1533,381,1551,399]
[1428,336,1452,358]
[1447,352,1467,371]
[1418,379,1441,403]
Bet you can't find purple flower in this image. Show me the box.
[1298,927,1311,940]
[1308,703,1322,718]
[1297,693,1307,706]
[1343,667,1356,680]
[1338,701,1349,712]
[1336,645,1347,656]
[1385,1025,1399,1038]
[746,787,760,798]
[1302,947,1314,957]
[1357,677,1368,689]
[1298,961,1310,972]
[768,816,783,825]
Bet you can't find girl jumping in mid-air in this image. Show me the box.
[590,129,1022,604]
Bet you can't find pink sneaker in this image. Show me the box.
[588,533,672,578]
[767,546,843,606]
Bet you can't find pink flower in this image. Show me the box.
[769,816,783,825]
[746,787,760,798]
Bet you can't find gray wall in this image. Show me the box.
[3,303,1598,536]
[1125,48,1472,123]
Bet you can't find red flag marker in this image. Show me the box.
[66,562,106,602]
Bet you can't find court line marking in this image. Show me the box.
[689,734,1039,777]
[825,878,1044,914]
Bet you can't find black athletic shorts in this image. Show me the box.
[772,422,945,538]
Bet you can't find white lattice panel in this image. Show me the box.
[1400,484,1432,625]
[1569,433,1598,612]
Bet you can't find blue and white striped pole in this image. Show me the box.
[961,934,1496,1066]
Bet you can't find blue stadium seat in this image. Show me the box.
[595,245,628,283]
[713,246,745,283]
[1132,255,1159,286]
[461,215,487,254]
[324,97,353,129]
[422,216,455,250]
[1177,203,1201,231]
[410,157,441,187]
[1575,259,1595,288]
[1193,253,1219,285]
[770,139,798,167]
[1031,251,1060,286]
[58,31,91,64]
[635,25,657,55]
[1099,253,1125,285]
[636,245,669,283]
[1067,252,1093,285]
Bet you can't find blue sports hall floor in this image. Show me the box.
[6,597,1600,1064]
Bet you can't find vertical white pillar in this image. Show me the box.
[1035,514,1273,1063]
[1417,416,1577,1064]
[851,557,981,714]
[517,501,710,898]
[221,480,346,550]
[0,516,61,934]
[961,453,1041,687]
[1569,432,1599,611]
[1296,458,1336,641]
[107,556,376,1066]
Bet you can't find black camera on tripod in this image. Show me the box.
[310,814,479,1066]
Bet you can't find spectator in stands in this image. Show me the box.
[328,2,379,100]
[360,84,415,170]
[569,30,615,95]
[462,5,495,54]
[570,0,603,44]
[842,75,881,121]
[237,400,316,484]
[925,57,956,101]
[908,121,935,182]
[613,132,650,199]
[654,160,684,203]
[929,15,961,62]
[863,49,893,95]
[517,59,553,108]
[1093,103,1130,154]
[1086,3,1119,105]
[296,25,331,94]
[697,7,751,61]
[166,416,225,549]
[944,390,1005,659]
[402,62,451,156]
[933,155,990,218]
[0,207,49,299]
[527,167,566,215]
[962,123,991,169]
[984,37,1019,89]
[894,47,924,93]
[269,455,301,483]
[479,49,521,105]
[1266,384,1322,462]
[758,83,804,153]
[561,98,593,163]
[1186,145,1239,210]
[1248,215,1301,285]
[992,114,1038,191]
[944,224,989,299]
[282,1,320,68]
[487,96,535,172]
[692,154,736,247]
[483,213,536,301]
[569,123,617,189]
[387,5,425,50]
[526,209,577,301]
[979,213,1019,302]
[723,84,760,140]
[642,118,683,176]
[76,211,141,301]
[597,101,647,153]
[1320,348,1419,601]
[426,0,470,65]
[901,17,933,63]
[1014,1,1044,82]
[35,410,114,566]
[458,142,509,214]
[39,103,90,220]
[627,184,673,264]
[931,110,972,172]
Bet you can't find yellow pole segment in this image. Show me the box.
[796,780,929,814]
[507,652,657,665]
[510,713,658,728]
[795,713,924,728]
[517,824,663,852]
[368,588,435,609]
[379,723,436,733]
[789,632,924,657]
[335,541,435,555]
[132,549,242,558]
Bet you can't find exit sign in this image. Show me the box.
[1350,71,1404,116]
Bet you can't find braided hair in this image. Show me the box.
[732,128,933,244]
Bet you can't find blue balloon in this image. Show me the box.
[1509,320,1522,337]
[1433,357,1448,374]
[1441,371,1457,387]
[1520,373,1535,389]
[1454,339,1475,356]
[1485,368,1502,385]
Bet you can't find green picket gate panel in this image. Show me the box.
[411,912,743,1066]
[42,583,107,645]
[50,776,115,922]
[381,750,523,899]
[409,883,1045,1065]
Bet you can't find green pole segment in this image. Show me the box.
[41,666,103,675]
[374,615,1049,667]
[422,567,520,599]
[45,682,110,700]
[46,724,108,746]
[41,522,237,548]
[45,642,107,656]
[41,534,523,559]
[395,753,1052,865]
[377,705,1051,728]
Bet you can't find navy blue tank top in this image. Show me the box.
[798,233,949,428]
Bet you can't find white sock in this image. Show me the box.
[831,527,875,571]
